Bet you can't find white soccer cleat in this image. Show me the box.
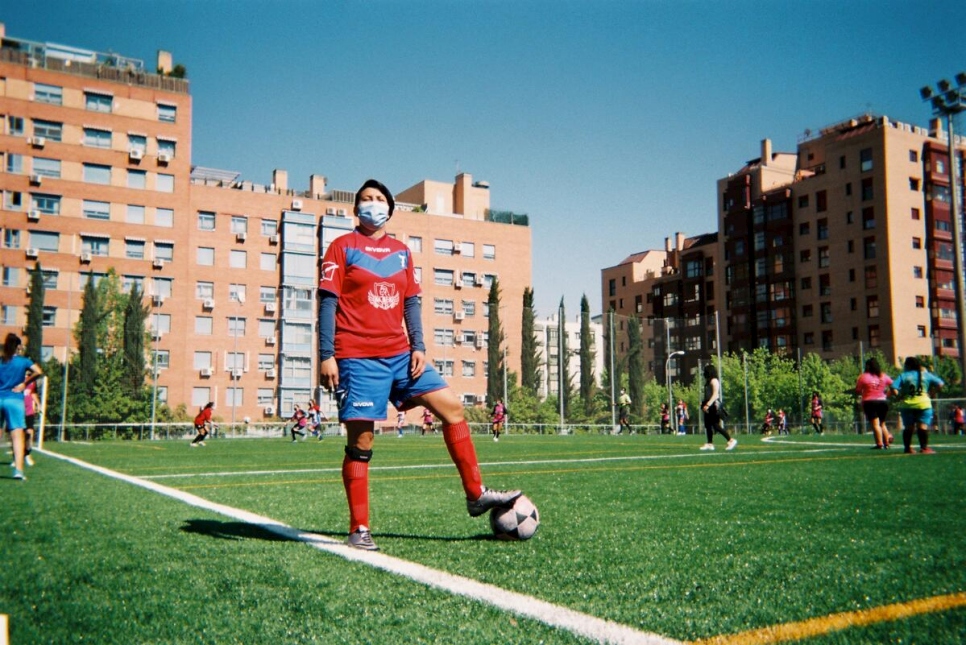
[726,438,738,451]
[699,443,715,451]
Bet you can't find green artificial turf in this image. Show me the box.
[2,433,964,644]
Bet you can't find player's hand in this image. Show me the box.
[320,357,339,391]
[410,350,426,379]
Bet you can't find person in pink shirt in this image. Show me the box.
[22,369,39,467]
[855,357,894,449]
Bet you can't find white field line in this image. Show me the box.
[141,447,846,480]
[39,448,682,645]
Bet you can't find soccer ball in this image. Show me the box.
[490,495,540,541]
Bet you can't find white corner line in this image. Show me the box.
[38,448,682,645]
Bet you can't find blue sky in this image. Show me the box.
[8,1,964,317]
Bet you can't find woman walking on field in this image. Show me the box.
[890,356,943,455]
[699,364,737,451]
[318,179,522,551]
[855,358,894,449]
[0,334,43,480]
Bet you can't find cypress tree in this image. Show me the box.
[24,263,46,364]
[486,279,504,404]
[122,282,149,396]
[520,287,541,395]
[579,294,596,414]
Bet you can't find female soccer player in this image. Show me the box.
[890,356,943,454]
[490,398,507,442]
[318,179,521,551]
[190,401,214,446]
[0,334,43,480]
[855,357,893,449]
[810,392,825,434]
[699,364,737,451]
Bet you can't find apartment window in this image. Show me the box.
[260,219,277,236]
[800,276,812,290]
[861,177,874,200]
[128,134,147,153]
[846,211,854,224]
[915,296,925,309]
[864,265,877,289]
[259,286,277,303]
[433,360,454,377]
[909,150,919,162]
[799,249,811,263]
[197,247,215,266]
[434,269,455,286]
[127,169,147,189]
[849,269,856,282]
[155,208,173,228]
[935,159,946,174]
[83,128,112,149]
[83,163,111,185]
[34,83,63,105]
[157,139,176,158]
[154,242,174,262]
[33,157,61,178]
[434,239,454,255]
[754,231,766,251]
[462,300,476,317]
[797,195,809,208]
[260,253,276,271]
[804,332,815,345]
[42,306,56,327]
[231,216,248,234]
[257,388,274,406]
[5,153,22,174]
[912,237,922,250]
[85,91,113,113]
[1,267,18,287]
[850,298,858,311]
[228,318,246,337]
[433,298,455,315]
[258,319,276,339]
[31,193,61,215]
[3,190,23,210]
[913,266,923,279]
[196,282,214,299]
[156,174,174,193]
[799,222,810,236]
[909,178,921,191]
[32,119,63,142]
[198,211,216,230]
[7,116,24,136]
[866,296,879,318]
[816,190,827,212]
[126,204,145,224]
[863,237,876,260]
[121,275,144,293]
[818,247,830,268]
[847,240,854,254]
[193,352,213,370]
[157,103,177,123]
[80,235,109,256]
[917,325,927,338]
[483,244,496,260]
[819,274,831,296]
[860,148,873,172]
[845,183,852,197]
[862,207,875,230]
[817,219,829,240]
[258,355,275,371]
[229,284,247,303]
[229,250,247,269]
[125,239,145,259]
[82,200,110,220]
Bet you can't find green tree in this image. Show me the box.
[24,263,46,364]
[578,294,596,415]
[520,287,541,396]
[122,282,149,396]
[626,314,644,420]
[557,297,573,418]
[486,279,504,405]
[76,273,102,397]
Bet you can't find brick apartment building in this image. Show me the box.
[605,114,965,384]
[0,26,532,423]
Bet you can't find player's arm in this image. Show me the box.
[403,295,426,378]
[318,291,339,390]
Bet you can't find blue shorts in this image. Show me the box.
[336,353,447,422]
[900,407,934,429]
[0,394,26,432]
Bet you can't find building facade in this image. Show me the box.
[0,27,532,423]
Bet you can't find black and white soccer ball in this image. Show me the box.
[489,495,540,541]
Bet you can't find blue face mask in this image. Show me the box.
[357,201,390,229]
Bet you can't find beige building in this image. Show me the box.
[0,27,531,424]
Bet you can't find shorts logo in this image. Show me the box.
[352,401,374,408]
[367,282,399,310]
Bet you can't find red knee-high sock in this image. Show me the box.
[342,456,369,533]
[443,420,483,499]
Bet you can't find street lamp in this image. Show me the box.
[920,74,966,389]
[666,350,685,426]
[149,304,161,441]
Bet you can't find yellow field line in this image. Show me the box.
[690,591,966,645]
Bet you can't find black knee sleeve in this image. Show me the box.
[345,446,373,462]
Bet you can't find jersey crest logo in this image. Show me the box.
[320,261,339,283]
[368,282,400,310]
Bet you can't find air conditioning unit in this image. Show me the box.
[79,252,93,263]
[29,174,42,185]
[326,208,336,215]
[231,369,243,379]
[263,406,275,415]
[25,248,39,259]
[452,243,462,254]
[475,337,485,348]
[268,234,279,244]
[454,335,463,344]
[28,136,46,148]
[128,149,143,161]
[236,232,247,242]
[265,336,276,346]
[475,275,485,286]
[157,153,172,164]
[266,368,277,379]
[291,199,303,211]
[337,208,347,216]
[454,279,463,289]
[202,298,215,309]
[200,367,213,377]
[151,294,164,306]
[152,258,165,269]
[27,209,41,221]
[265,302,277,313]
[477,394,487,404]
[151,331,163,341]
[454,311,465,321]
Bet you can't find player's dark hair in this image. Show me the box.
[703,364,717,380]
[355,178,395,218]
[903,356,924,395]
[864,357,881,376]
[3,333,21,362]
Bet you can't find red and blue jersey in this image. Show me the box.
[319,230,420,359]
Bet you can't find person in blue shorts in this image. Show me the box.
[318,179,522,551]
[890,356,943,455]
[0,334,43,481]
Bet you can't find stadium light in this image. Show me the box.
[920,73,966,389]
